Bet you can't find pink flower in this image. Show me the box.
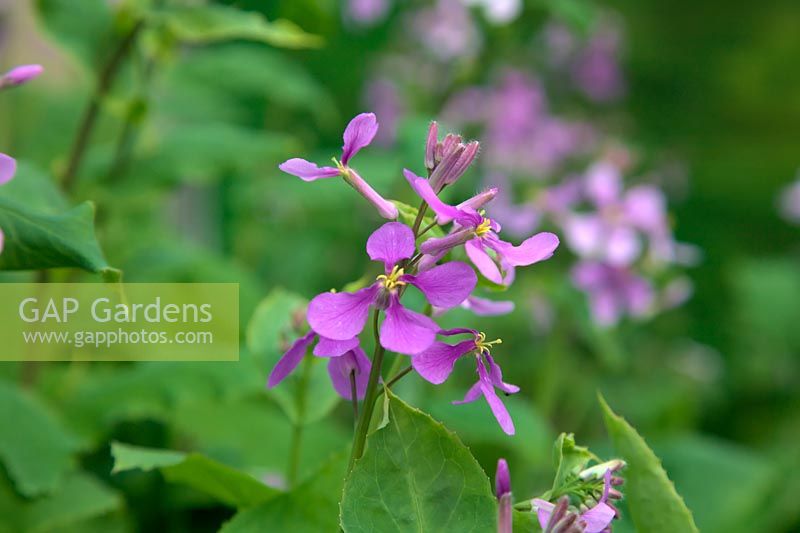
[307,223,476,355]
[412,328,518,434]
[533,470,616,533]
[0,64,43,90]
[571,260,654,326]
[279,113,398,219]
[0,153,16,254]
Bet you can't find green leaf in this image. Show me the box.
[246,289,340,425]
[0,381,80,497]
[111,442,278,509]
[0,197,117,276]
[152,6,322,49]
[599,394,699,533]
[221,453,347,533]
[340,390,496,532]
[34,0,114,66]
[0,162,69,214]
[0,471,122,533]
[551,433,595,494]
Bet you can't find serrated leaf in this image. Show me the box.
[0,382,80,497]
[111,442,277,508]
[340,390,496,532]
[152,5,322,49]
[599,394,699,533]
[0,197,116,275]
[220,453,346,533]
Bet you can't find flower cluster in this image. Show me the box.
[270,114,559,433]
[497,455,626,533]
[0,64,43,254]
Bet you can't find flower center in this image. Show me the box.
[474,331,502,354]
[475,217,492,237]
[376,265,407,291]
[331,157,350,178]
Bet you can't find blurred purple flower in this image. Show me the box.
[0,64,43,90]
[778,175,800,225]
[411,0,481,61]
[345,0,391,27]
[0,153,16,254]
[267,330,371,400]
[571,260,654,326]
[571,22,625,102]
[365,79,404,146]
[464,0,522,25]
[279,113,398,219]
[495,458,512,533]
[408,170,559,285]
[307,222,476,355]
[533,470,616,533]
[412,328,518,434]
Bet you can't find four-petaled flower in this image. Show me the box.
[268,329,371,400]
[533,469,617,533]
[412,328,519,434]
[307,222,477,355]
[407,170,559,285]
[279,112,398,219]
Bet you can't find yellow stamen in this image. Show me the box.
[474,331,502,354]
[475,217,492,237]
[376,265,407,290]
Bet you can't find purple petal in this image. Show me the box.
[438,328,479,337]
[1,64,43,86]
[495,459,511,498]
[403,169,461,224]
[341,112,378,165]
[412,340,474,384]
[533,499,556,530]
[327,347,371,400]
[0,153,16,185]
[404,261,477,309]
[456,187,498,213]
[0,229,4,255]
[366,222,415,271]
[624,185,667,233]
[452,380,482,405]
[380,295,438,355]
[344,169,399,219]
[490,232,559,267]
[581,502,616,533]
[279,158,339,182]
[313,336,360,358]
[485,354,520,394]
[564,214,603,257]
[585,161,622,206]
[419,228,473,257]
[605,226,640,266]
[307,285,378,340]
[267,331,316,388]
[478,359,515,435]
[461,295,514,316]
[465,239,503,284]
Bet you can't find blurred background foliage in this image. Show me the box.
[0,0,799,531]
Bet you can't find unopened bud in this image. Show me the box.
[0,64,43,89]
[579,460,626,480]
[425,121,439,171]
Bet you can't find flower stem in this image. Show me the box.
[383,365,412,390]
[418,220,438,237]
[410,199,429,237]
[61,20,144,192]
[349,370,359,424]
[287,352,313,488]
[347,309,386,473]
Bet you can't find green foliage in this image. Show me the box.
[111,442,278,508]
[599,395,699,533]
[221,453,347,533]
[151,5,322,49]
[0,381,79,498]
[550,432,595,494]
[340,390,497,533]
[34,0,114,67]
[0,471,122,533]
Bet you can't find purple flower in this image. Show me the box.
[345,0,391,27]
[570,22,625,103]
[267,330,371,400]
[423,121,480,190]
[0,64,43,89]
[307,222,476,355]
[279,113,398,219]
[411,0,481,61]
[495,458,512,533]
[412,328,519,434]
[533,470,616,533]
[779,175,800,225]
[407,170,559,285]
[0,153,16,254]
[364,79,404,146]
[571,260,654,326]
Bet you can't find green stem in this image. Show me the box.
[347,309,386,473]
[350,370,359,424]
[383,365,412,390]
[61,20,144,192]
[410,199,429,237]
[287,352,313,487]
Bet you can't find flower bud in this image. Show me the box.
[425,121,439,171]
[495,458,511,498]
[579,459,626,481]
[445,141,480,185]
[0,64,43,89]
[457,187,498,213]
